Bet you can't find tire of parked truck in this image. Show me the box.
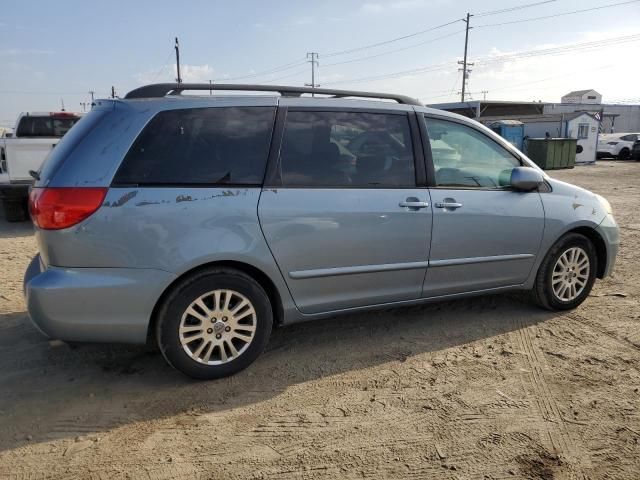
[2,199,27,222]
[532,233,597,311]
[617,148,631,160]
[156,267,273,379]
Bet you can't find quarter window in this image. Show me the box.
[114,107,275,185]
[423,116,520,189]
[279,111,416,187]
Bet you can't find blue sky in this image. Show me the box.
[1,0,639,125]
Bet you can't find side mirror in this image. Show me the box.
[510,166,544,191]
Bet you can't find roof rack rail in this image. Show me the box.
[124,83,422,106]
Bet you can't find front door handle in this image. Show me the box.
[435,201,463,209]
[399,200,429,209]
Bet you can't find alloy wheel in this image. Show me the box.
[552,247,590,302]
[179,289,257,365]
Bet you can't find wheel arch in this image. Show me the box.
[146,260,285,345]
[545,226,607,279]
[567,226,607,278]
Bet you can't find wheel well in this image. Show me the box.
[568,226,607,278]
[146,260,284,345]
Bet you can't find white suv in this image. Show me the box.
[597,132,640,160]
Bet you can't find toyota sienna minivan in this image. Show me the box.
[24,83,619,379]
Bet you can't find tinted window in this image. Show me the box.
[115,107,275,185]
[16,115,81,138]
[279,111,415,187]
[424,116,520,188]
[620,134,636,141]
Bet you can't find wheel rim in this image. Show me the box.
[179,289,257,365]
[552,247,590,302]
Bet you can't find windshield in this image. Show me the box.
[15,115,81,138]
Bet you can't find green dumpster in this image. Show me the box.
[525,138,577,170]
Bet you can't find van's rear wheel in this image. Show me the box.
[156,268,273,379]
[533,233,597,310]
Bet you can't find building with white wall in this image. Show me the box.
[561,89,602,104]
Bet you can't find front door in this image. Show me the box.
[421,114,545,297]
[259,108,432,314]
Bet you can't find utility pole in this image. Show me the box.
[60,98,65,111]
[459,13,472,102]
[111,86,116,98]
[80,102,87,112]
[88,90,95,106]
[480,90,488,101]
[175,37,182,84]
[209,79,213,95]
[306,52,319,96]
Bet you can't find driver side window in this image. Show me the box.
[423,116,520,189]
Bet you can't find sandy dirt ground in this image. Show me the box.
[0,161,639,479]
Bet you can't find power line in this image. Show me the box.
[150,50,175,83]
[319,0,561,61]
[323,33,640,86]
[222,58,307,81]
[474,33,640,67]
[322,30,464,68]
[261,67,309,84]
[475,0,640,27]
[474,0,558,17]
[322,18,464,58]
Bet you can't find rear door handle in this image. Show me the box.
[435,201,463,209]
[399,201,429,209]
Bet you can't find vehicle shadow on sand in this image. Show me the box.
[0,294,559,452]
[0,218,33,239]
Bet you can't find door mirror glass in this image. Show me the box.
[510,167,544,191]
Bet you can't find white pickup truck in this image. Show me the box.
[0,112,82,221]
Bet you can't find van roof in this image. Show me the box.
[124,83,423,106]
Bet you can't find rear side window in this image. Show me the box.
[115,107,275,186]
[36,109,107,187]
[16,115,81,137]
[279,111,416,187]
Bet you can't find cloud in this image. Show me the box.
[359,0,436,14]
[0,48,54,56]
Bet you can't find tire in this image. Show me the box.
[3,199,27,222]
[156,268,273,380]
[617,148,630,160]
[532,233,597,311]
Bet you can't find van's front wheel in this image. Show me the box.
[156,268,273,379]
[533,233,597,311]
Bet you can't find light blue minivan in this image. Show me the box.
[24,84,619,379]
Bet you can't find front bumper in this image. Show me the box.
[23,255,176,344]
[595,214,619,278]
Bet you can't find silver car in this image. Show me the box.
[24,84,619,379]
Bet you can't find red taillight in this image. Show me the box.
[29,187,107,230]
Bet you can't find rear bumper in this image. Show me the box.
[23,255,176,344]
[596,214,619,278]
